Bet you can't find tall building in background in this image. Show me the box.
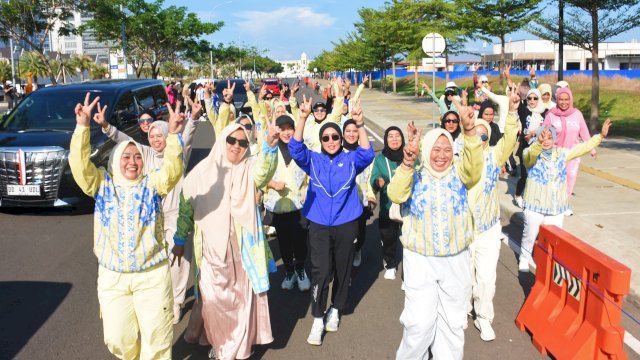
[278,53,310,77]
[50,10,111,63]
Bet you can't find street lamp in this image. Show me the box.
[120,4,128,79]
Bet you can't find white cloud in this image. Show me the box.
[235,7,337,34]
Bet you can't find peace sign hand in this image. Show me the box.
[291,82,300,94]
[190,97,203,120]
[299,95,312,119]
[403,121,421,168]
[223,80,235,102]
[420,81,430,92]
[75,92,100,127]
[93,102,109,129]
[266,113,281,147]
[167,100,185,134]
[243,80,252,93]
[452,98,475,134]
[508,86,520,113]
[351,100,364,124]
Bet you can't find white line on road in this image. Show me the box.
[501,232,640,356]
[575,211,640,217]
[365,125,384,143]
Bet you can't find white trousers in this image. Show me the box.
[165,227,192,307]
[469,222,502,322]
[396,249,471,360]
[521,209,564,261]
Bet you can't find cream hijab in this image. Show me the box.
[182,123,258,260]
[147,121,169,157]
[474,118,492,149]
[421,128,455,179]
[108,140,145,186]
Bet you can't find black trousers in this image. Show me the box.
[516,152,529,197]
[379,218,401,269]
[354,206,369,252]
[272,210,308,272]
[308,219,358,317]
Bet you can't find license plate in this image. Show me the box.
[7,184,41,196]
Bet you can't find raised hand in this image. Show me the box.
[259,84,268,99]
[420,81,430,92]
[403,121,421,167]
[93,102,109,129]
[223,80,235,102]
[508,86,520,113]
[190,97,203,120]
[452,99,475,134]
[352,100,364,124]
[538,127,551,145]
[363,74,369,84]
[75,92,100,127]
[243,80,252,93]
[299,94,312,118]
[600,118,612,138]
[529,67,536,77]
[504,62,511,77]
[167,100,185,134]
[265,113,280,147]
[291,82,300,94]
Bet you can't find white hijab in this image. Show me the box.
[421,128,455,179]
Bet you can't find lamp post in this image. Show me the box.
[120,4,128,79]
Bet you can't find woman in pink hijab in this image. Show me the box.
[542,87,595,215]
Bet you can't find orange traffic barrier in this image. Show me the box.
[515,225,631,359]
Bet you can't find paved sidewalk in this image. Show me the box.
[357,86,640,304]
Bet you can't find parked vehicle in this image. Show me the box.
[214,79,257,116]
[0,79,168,207]
[262,78,280,96]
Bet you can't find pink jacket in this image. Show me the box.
[542,87,595,155]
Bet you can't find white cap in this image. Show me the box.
[445,81,457,88]
[5,80,11,85]
[479,75,489,83]
[556,80,569,88]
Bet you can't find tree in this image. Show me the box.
[160,61,187,79]
[19,51,48,83]
[461,0,542,89]
[68,54,94,82]
[530,0,640,131]
[89,63,109,79]
[83,0,223,79]
[0,61,12,82]
[0,0,79,84]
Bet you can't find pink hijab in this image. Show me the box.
[182,123,258,261]
[549,87,578,146]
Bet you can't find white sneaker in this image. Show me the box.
[296,269,310,292]
[515,196,524,208]
[384,268,397,280]
[307,320,324,345]
[518,257,530,272]
[564,208,574,216]
[352,250,362,267]
[281,271,297,290]
[173,304,181,325]
[401,281,406,291]
[325,308,340,332]
[474,318,496,341]
[267,226,276,235]
[208,347,218,359]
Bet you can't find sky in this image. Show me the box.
[167,0,640,62]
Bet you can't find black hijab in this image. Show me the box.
[319,122,343,158]
[440,110,461,140]
[342,119,359,151]
[276,115,294,165]
[382,126,405,164]
[477,100,502,146]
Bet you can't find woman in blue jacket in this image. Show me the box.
[289,97,375,346]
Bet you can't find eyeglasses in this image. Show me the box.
[226,135,250,148]
[314,108,327,113]
[444,118,459,124]
[527,96,539,101]
[265,96,273,100]
[321,134,340,142]
[444,91,455,96]
[241,123,253,130]
[481,81,489,84]
[479,134,489,142]
[138,117,154,124]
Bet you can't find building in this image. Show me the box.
[50,10,112,64]
[481,39,640,71]
[277,53,309,77]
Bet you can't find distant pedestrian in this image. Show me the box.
[538,83,555,110]
[4,80,15,110]
[420,81,464,116]
[166,82,176,106]
[518,120,611,272]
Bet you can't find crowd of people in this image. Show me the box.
[68,71,611,359]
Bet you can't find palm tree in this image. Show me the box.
[68,54,94,82]
[0,60,11,82]
[89,63,109,80]
[19,51,48,83]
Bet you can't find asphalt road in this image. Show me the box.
[1,84,639,359]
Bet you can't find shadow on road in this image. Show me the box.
[0,281,72,359]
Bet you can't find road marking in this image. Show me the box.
[501,232,640,355]
[365,125,384,143]
[580,164,640,192]
[575,211,640,217]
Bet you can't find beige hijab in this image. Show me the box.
[421,128,455,179]
[182,123,258,261]
[147,121,169,157]
[474,118,491,149]
[108,140,145,186]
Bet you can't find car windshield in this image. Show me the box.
[0,90,114,131]
[264,79,278,85]
[215,81,251,96]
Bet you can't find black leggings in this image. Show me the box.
[379,218,401,269]
[354,206,370,252]
[308,220,358,317]
[516,143,529,196]
[272,210,308,272]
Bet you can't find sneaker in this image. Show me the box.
[518,257,530,272]
[564,208,574,216]
[515,196,523,209]
[208,347,218,360]
[384,268,397,280]
[474,318,496,341]
[401,281,406,291]
[281,271,297,290]
[307,320,324,345]
[353,249,362,267]
[267,226,276,235]
[296,269,311,292]
[173,304,181,325]
[325,308,340,332]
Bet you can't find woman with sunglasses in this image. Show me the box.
[95,99,201,325]
[204,80,237,138]
[513,88,548,208]
[172,116,281,360]
[467,89,520,342]
[341,118,376,269]
[289,96,374,346]
[440,111,464,156]
[420,81,465,116]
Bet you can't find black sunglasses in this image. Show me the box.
[138,117,154,124]
[241,123,253,130]
[527,96,539,101]
[444,118,459,124]
[226,135,250,148]
[314,108,327,113]
[444,91,455,96]
[321,134,340,142]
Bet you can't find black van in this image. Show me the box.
[0,79,168,207]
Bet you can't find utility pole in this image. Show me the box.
[9,38,15,84]
[558,0,564,81]
[210,50,214,80]
[120,5,128,79]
